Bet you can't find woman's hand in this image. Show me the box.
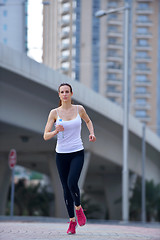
[55,124,64,133]
[89,134,96,142]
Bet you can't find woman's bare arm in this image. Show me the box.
[43,109,58,141]
[79,105,96,142]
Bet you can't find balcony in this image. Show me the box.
[135,56,151,62]
[107,54,123,62]
[107,31,123,38]
[61,55,70,63]
[107,44,123,50]
[136,7,153,14]
[136,20,153,27]
[61,31,70,39]
[107,63,122,70]
[135,68,151,74]
[107,79,122,85]
[135,80,151,87]
[107,90,122,98]
[61,43,70,51]
[135,45,152,51]
[136,32,152,39]
[135,115,151,122]
[61,7,70,16]
[134,104,151,110]
[107,68,123,74]
[108,19,123,25]
[134,92,151,98]
[61,0,69,3]
[61,19,70,28]
[107,3,119,8]
[61,67,69,74]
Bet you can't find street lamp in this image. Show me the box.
[95,3,130,222]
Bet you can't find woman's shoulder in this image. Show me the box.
[49,108,59,118]
[75,105,86,116]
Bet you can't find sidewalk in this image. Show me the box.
[0,218,160,240]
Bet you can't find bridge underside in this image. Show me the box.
[0,44,160,220]
[0,121,123,220]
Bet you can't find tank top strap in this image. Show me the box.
[77,105,79,114]
[56,109,59,118]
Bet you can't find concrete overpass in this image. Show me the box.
[0,43,160,220]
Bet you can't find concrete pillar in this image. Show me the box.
[48,154,68,218]
[104,173,122,220]
[78,151,91,191]
[0,154,11,215]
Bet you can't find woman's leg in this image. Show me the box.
[56,153,75,218]
[67,150,84,207]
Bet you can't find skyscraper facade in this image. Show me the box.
[42,0,160,134]
[0,0,28,52]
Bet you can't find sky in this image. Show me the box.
[27,0,43,63]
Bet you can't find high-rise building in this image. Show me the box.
[42,0,160,134]
[0,0,28,52]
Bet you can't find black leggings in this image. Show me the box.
[56,149,84,218]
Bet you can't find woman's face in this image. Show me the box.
[59,85,73,103]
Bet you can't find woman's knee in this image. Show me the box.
[67,179,77,192]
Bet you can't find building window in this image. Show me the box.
[92,0,100,92]
[137,63,148,70]
[108,2,118,8]
[75,0,81,81]
[107,61,121,69]
[137,3,150,10]
[135,87,147,93]
[137,27,149,34]
[3,38,7,44]
[108,73,117,79]
[108,13,118,20]
[136,75,147,82]
[108,37,117,44]
[107,85,116,92]
[135,99,147,105]
[3,24,7,31]
[3,10,7,17]
[108,25,118,32]
[109,97,116,102]
[62,50,69,58]
[136,51,149,58]
[137,39,149,46]
[135,110,147,117]
[108,49,117,57]
[137,15,149,23]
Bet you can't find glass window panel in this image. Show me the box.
[136,99,147,105]
[137,63,148,69]
[135,87,147,93]
[137,15,149,22]
[137,27,148,34]
[136,75,147,81]
[138,3,149,9]
[138,39,148,46]
[135,110,147,117]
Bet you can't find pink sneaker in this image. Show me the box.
[76,207,86,226]
[67,220,77,234]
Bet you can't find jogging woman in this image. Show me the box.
[43,83,96,234]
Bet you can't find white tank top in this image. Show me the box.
[55,106,84,153]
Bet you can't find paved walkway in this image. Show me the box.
[0,219,160,240]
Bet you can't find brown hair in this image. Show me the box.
[58,83,73,106]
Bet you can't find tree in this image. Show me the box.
[130,178,160,222]
[6,179,54,216]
